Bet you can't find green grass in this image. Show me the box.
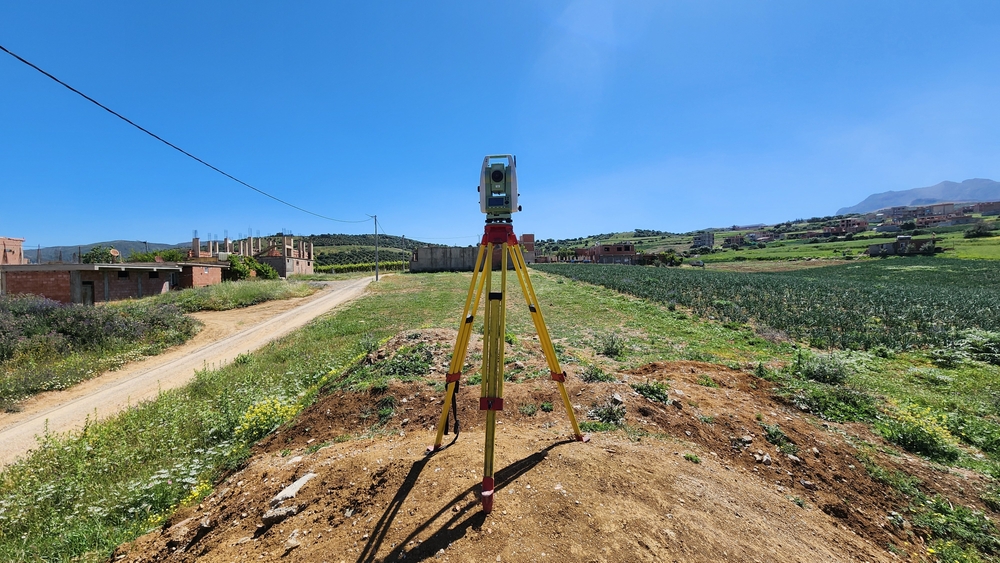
[150,279,316,312]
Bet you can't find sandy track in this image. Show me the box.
[0,277,373,467]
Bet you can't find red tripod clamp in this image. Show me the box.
[483,224,518,246]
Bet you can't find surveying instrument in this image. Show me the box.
[428,155,587,514]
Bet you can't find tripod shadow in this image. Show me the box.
[355,439,574,563]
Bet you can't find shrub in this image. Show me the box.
[518,403,538,416]
[588,396,626,425]
[914,496,1000,556]
[956,330,1000,366]
[696,375,719,388]
[596,332,627,358]
[877,403,960,463]
[783,382,879,423]
[233,398,299,443]
[579,364,616,383]
[762,423,797,454]
[964,222,996,239]
[540,402,554,412]
[683,453,701,463]
[631,380,670,404]
[796,353,850,385]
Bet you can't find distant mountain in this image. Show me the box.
[837,178,1000,215]
[31,240,185,264]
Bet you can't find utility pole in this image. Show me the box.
[374,215,379,282]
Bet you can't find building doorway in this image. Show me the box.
[81,281,95,306]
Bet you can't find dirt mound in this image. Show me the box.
[114,346,992,562]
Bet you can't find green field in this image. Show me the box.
[533,258,1000,351]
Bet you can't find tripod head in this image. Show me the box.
[479,155,521,223]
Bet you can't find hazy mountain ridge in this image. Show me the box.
[31,241,186,264]
[837,178,1000,215]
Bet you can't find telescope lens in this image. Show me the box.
[491,170,505,183]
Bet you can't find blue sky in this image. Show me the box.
[2,2,999,247]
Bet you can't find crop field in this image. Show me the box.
[533,258,1000,351]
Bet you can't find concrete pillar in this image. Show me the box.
[192,238,201,258]
[225,238,232,253]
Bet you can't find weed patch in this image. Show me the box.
[631,380,670,404]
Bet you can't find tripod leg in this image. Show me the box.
[509,244,586,442]
[429,243,489,452]
[480,243,505,513]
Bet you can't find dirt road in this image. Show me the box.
[0,277,373,467]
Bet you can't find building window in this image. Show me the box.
[616,247,623,252]
[203,267,209,274]
[149,271,159,279]
[604,247,610,252]
[118,271,129,279]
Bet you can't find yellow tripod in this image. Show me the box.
[428,223,587,513]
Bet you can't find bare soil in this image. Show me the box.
[115,330,996,563]
[704,260,853,273]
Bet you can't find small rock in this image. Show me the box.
[270,473,317,508]
[234,537,252,545]
[673,401,682,410]
[787,454,801,464]
[811,447,820,456]
[753,454,762,463]
[199,516,213,529]
[285,456,303,465]
[762,454,772,466]
[800,480,817,490]
[673,389,686,398]
[262,506,298,527]
[283,537,301,555]
[611,393,624,405]
[345,507,354,517]
[401,418,409,426]
[741,435,753,444]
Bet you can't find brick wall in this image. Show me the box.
[181,265,222,288]
[4,271,73,303]
[79,270,171,301]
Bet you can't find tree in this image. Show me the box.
[964,222,996,239]
[901,220,916,231]
[81,246,115,264]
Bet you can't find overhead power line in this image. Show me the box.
[0,43,368,224]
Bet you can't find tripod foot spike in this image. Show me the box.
[481,477,495,513]
[577,433,591,443]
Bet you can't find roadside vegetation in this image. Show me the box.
[0,296,197,411]
[3,267,1000,561]
[149,279,315,313]
[0,280,315,411]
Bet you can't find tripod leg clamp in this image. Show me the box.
[550,371,567,382]
[479,397,504,411]
[446,372,462,383]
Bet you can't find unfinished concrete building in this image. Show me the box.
[1,237,26,265]
[188,235,314,277]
